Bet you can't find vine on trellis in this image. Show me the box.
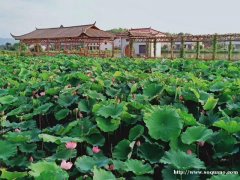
[228,40,233,61]
[180,37,185,58]
[212,34,218,60]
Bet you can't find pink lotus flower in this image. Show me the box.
[15,128,21,133]
[92,146,101,153]
[60,160,73,170]
[108,164,114,171]
[40,92,46,96]
[65,142,77,150]
[187,149,192,155]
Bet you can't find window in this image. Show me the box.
[139,45,146,54]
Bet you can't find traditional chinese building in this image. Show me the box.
[11,22,115,57]
[115,28,166,58]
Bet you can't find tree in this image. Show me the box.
[107,28,128,35]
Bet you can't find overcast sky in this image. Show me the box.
[0,0,239,38]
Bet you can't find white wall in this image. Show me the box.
[100,42,112,51]
[133,42,146,55]
[150,42,162,57]
[114,38,162,57]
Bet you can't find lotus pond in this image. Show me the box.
[0,55,240,180]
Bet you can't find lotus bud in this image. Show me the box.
[65,142,77,150]
[29,156,34,162]
[92,146,101,153]
[179,95,184,101]
[79,112,83,119]
[60,160,73,170]
[83,175,88,179]
[132,94,136,99]
[108,164,114,171]
[136,141,141,147]
[15,128,21,133]
[117,98,121,104]
[187,149,192,155]
[198,141,205,147]
[40,91,46,97]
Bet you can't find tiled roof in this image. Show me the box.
[129,28,166,37]
[11,23,115,40]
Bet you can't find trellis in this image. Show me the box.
[18,37,115,58]
[128,33,240,60]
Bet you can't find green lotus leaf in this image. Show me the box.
[46,87,60,95]
[38,134,60,144]
[178,110,198,126]
[1,120,36,130]
[113,139,131,160]
[54,109,69,121]
[75,155,109,173]
[7,104,32,116]
[213,118,240,133]
[29,161,68,179]
[170,138,196,153]
[138,142,164,163]
[144,106,183,141]
[125,159,153,175]
[85,132,105,146]
[143,83,164,99]
[111,160,127,171]
[113,71,122,77]
[208,131,238,158]
[131,176,153,180]
[58,94,78,107]
[0,169,28,180]
[93,167,116,180]
[78,99,95,113]
[95,103,124,119]
[19,143,37,153]
[36,170,66,180]
[203,97,218,111]
[86,90,106,101]
[160,150,205,170]
[4,155,28,168]
[50,145,77,160]
[130,83,138,93]
[0,95,18,105]
[210,174,240,180]
[182,89,199,102]
[3,131,31,143]
[210,82,225,92]
[181,126,214,145]
[0,140,17,161]
[96,117,120,132]
[162,166,200,180]
[34,103,53,115]
[128,125,144,141]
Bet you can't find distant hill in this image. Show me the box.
[0,38,17,45]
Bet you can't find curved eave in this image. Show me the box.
[10,33,21,40]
